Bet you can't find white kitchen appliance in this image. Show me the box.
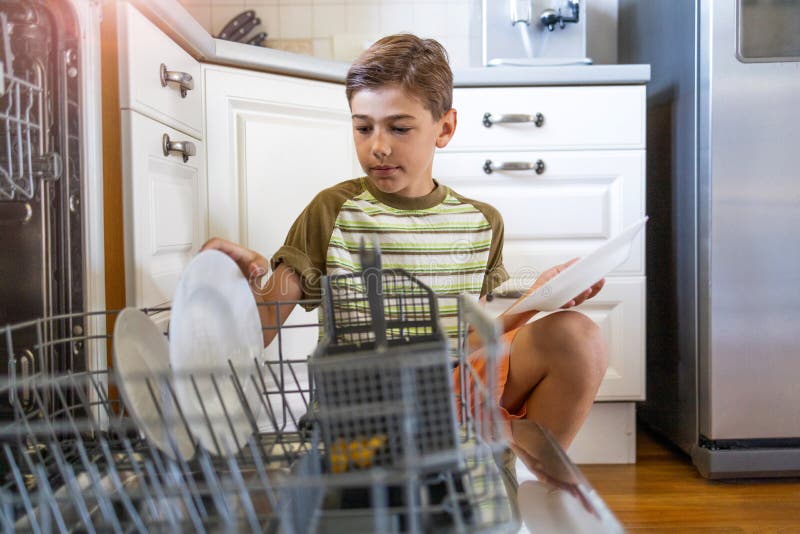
[482,0,591,66]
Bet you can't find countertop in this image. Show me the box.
[130,0,650,87]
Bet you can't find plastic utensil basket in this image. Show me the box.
[310,268,460,473]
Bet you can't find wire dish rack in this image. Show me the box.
[0,291,515,532]
[0,8,62,201]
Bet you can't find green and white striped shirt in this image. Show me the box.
[271,177,508,338]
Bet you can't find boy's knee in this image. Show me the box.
[526,311,608,376]
[560,311,607,373]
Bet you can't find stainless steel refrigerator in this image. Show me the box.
[619,0,800,478]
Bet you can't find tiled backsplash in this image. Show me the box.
[178,0,617,68]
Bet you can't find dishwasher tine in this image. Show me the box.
[1,298,515,532]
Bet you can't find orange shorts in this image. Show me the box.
[452,326,526,421]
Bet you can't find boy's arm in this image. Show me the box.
[253,264,302,348]
[466,259,604,352]
[201,238,303,348]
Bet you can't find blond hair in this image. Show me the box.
[346,34,453,120]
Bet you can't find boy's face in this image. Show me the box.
[350,85,457,198]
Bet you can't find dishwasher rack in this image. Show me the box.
[0,5,62,201]
[0,296,515,533]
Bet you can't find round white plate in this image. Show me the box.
[507,216,648,313]
[169,250,264,456]
[113,308,196,460]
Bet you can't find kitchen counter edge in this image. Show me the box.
[129,0,651,86]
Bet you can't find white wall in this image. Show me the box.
[178,0,617,68]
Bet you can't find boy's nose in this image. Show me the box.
[371,132,391,159]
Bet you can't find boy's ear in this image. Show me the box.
[435,108,458,149]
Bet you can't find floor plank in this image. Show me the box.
[580,425,800,532]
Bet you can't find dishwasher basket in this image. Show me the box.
[0,296,514,533]
[311,266,460,475]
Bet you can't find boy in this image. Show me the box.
[202,34,607,455]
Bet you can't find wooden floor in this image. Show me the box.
[580,425,800,532]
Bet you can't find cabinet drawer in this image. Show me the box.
[121,110,207,308]
[436,150,645,276]
[118,3,202,139]
[447,85,645,151]
[483,277,645,401]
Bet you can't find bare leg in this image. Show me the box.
[499,311,608,450]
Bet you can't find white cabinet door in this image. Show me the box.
[118,3,203,138]
[204,65,356,248]
[204,65,357,360]
[483,277,646,401]
[434,149,646,277]
[448,85,645,151]
[121,110,207,308]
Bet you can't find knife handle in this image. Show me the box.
[230,17,261,42]
[246,32,268,46]
[217,10,255,40]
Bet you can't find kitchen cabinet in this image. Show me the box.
[119,111,206,309]
[117,2,207,310]
[203,66,357,250]
[437,84,647,462]
[448,86,645,151]
[117,1,202,139]
[203,65,357,362]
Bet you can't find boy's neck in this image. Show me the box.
[363,177,446,210]
[404,178,436,198]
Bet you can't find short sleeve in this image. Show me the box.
[270,180,360,310]
[270,207,327,310]
[481,208,509,297]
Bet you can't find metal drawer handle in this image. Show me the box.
[160,63,194,98]
[483,159,546,175]
[483,112,544,128]
[162,133,196,162]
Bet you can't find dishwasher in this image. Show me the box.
[0,264,517,532]
[0,0,89,424]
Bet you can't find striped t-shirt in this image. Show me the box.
[270,177,509,339]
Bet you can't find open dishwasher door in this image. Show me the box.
[0,0,105,417]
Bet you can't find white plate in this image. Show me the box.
[505,216,648,313]
[169,250,264,456]
[113,308,196,460]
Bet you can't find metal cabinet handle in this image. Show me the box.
[483,112,544,128]
[160,63,194,98]
[162,133,196,162]
[483,159,546,175]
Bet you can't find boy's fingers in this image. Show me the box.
[200,237,222,251]
[541,261,569,282]
[543,257,580,281]
[248,261,268,278]
[584,279,605,300]
[200,236,269,281]
[201,237,239,257]
[562,257,580,269]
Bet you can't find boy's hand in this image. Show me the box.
[524,258,605,309]
[498,259,604,336]
[200,237,269,284]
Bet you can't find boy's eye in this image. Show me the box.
[392,127,411,134]
[355,126,372,134]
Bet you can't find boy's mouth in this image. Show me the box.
[371,166,400,177]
